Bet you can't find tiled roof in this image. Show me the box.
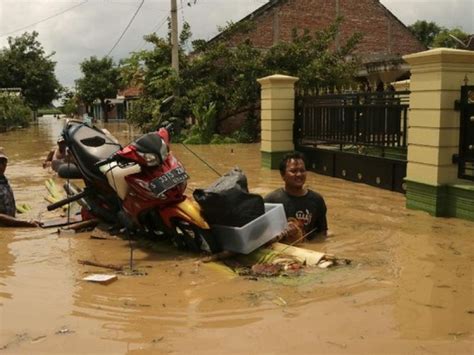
[118,86,142,98]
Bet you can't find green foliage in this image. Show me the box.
[264,18,362,91]
[408,20,441,48]
[0,31,60,111]
[183,134,206,144]
[61,99,77,116]
[432,28,469,48]
[120,18,361,142]
[189,101,217,143]
[216,20,255,42]
[409,20,469,49]
[125,96,163,132]
[210,134,238,144]
[76,56,120,121]
[38,108,61,115]
[58,87,78,116]
[231,111,259,143]
[183,133,237,145]
[0,94,32,129]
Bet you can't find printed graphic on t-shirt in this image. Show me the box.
[295,209,312,226]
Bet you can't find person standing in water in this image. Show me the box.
[0,148,40,227]
[264,152,328,240]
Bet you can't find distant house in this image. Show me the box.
[117,86,143,115]
[92,86,143,121]
[0,88,22,97]
[209,0,426,87]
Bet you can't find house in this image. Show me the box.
[0,88,22,97]
[117,86,143,116]
[210,0,426,87]
[92,86,143,121]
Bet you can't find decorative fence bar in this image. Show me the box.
[295,90,410,149]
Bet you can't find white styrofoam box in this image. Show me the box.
[211,203,287,254]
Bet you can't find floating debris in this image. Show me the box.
[82,274,118,284]
[55,327,75,335]
[78,259,123,271]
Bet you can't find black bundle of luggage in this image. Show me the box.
[193,167,265,227]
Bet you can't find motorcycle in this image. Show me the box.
[48,119,220,254]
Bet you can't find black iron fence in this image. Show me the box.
[454,85,474,181]
[295,90,410,149]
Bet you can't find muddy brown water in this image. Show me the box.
[0,116,473,354]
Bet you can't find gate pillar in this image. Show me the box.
[403,48,474,219]
[257,74,299,169]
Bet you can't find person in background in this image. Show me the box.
[0,148,40,227]
[43,137,69,172]
[264,152,328,241]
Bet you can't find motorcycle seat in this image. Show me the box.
[68,123,121,183]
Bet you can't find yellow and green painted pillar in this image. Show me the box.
[258,74,299,169]
[403,48,474,221]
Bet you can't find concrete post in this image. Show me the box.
[403,48,474,219]
[257,74,299,169]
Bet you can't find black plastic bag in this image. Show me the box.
[193,167,265,227]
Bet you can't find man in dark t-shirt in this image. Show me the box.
[264,152,327,240]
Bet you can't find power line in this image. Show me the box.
[0,1,89,38]
[133,15,169,52]
[132,1,189,53]
[106,0,145,57]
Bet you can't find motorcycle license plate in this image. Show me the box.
[149,167,189,195]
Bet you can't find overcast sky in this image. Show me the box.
[1,0,473,88]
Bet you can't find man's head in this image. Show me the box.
[279,152,307,192]
[0,147,8,175]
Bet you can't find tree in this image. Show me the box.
[59,87,78,117]
[76,56,120,122]
[264,18,362,91]
[0,94,32,130]
[408,20,469,49]
[432,27,469,48]
[0,31,60,117]
[120,19,362,142]
[408,20,441,48]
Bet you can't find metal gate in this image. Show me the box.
[294,90,409,193]
[454,85,474,181]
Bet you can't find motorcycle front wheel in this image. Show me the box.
[171,220,221,254]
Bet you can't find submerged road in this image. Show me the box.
[0,116,473,354]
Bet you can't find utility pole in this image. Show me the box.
[171,0,179,76]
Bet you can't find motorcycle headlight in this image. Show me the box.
[138,152,160,166]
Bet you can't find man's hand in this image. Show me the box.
[0,214,41,228]
[27,219,42,227]
[280,218,304,244]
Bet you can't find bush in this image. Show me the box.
[61,99,78,116]
[183,133,207,145]
[0,95,32,129]
[210,134,238,144]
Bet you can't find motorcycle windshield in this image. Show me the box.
[133,133,167,161]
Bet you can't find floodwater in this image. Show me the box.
[0,116,473,354]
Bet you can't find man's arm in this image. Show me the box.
[43,150,54,168]
[0,213,39,227]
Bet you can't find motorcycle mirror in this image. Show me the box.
[81,136,106,147]
[159,96,175,113]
